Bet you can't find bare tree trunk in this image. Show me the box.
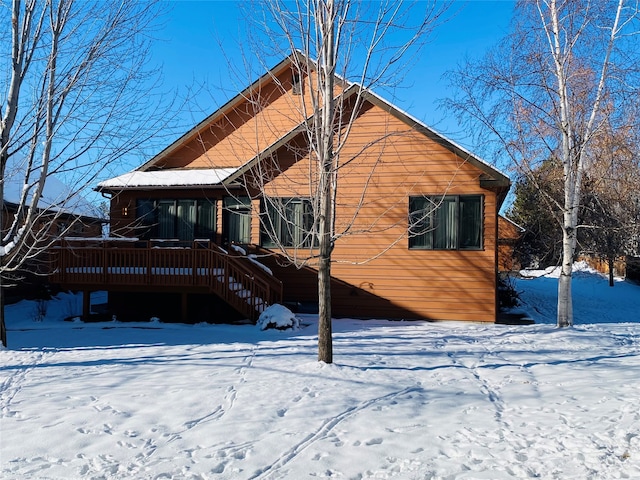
[608,257,615,287]
[0,276,6,348]
[317,255,332,362]
[0,0,167,345]
[0,177,5,347]
[557,221,575,327]
[316,0,336,364]
[445,0,634,328]
[245,0,448,361]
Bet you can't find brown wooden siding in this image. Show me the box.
[98,79,505,322]
[497,216,523,272]
[257,100,500,322]
[153,70,339,171]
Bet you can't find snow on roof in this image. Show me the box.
[4,162,101,219]
[97,168,239,191]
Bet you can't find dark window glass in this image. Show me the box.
[409,195,483,250]
[223,196,251,244]
[135,199,217,241]
[135,199,156,240]
[261,198,316,248]
[196,200,216,239]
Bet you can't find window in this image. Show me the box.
[292,71,302,95]
[135,198,216,241]
[261,198,316,248]
[409,195,483,250]
[223,196,251,244]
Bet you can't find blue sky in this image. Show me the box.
[150,1,515,149]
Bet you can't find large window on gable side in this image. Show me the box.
[409,195,483,250]
[261,197,316,248]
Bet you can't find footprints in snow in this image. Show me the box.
[252,386,419,479]
[276,386,318,418]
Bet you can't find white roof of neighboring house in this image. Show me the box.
[4,166,101,219]
[96,168,239,191]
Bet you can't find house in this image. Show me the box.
[497,215,525,272]
[3,162,104,239]
[50,53,511,323]
[3,173,104,301]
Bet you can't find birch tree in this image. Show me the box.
[445,0,640,327]
[0,0,168,346]
[234,0,449,362]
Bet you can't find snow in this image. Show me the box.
[3,161,101,219]
[257,304,300,330]
[2,267,640,479]
[96,168,239,190]
[516,261,640,324]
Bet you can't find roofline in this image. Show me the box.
[139,51,355,173]
[222,83,362,186]
[225,84,511,204]
[125,54,510,208]
[138,53,304,172]
[2,199,104,223]
[96,167,239,195]
[97,184,231,195]
[499,214,526,233]
[359,88,511,188]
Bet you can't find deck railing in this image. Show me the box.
[50,239,283,321]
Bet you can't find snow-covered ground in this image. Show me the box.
[2,263,640,479]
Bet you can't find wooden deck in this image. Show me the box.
[50,239,283,322]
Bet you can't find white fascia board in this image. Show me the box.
[97,168,239,191]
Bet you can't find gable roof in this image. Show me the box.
[4,157,103,220]
[99,53,510,202]
[360,88,510,189]
[221,82,510,196]
[136,53,305,173]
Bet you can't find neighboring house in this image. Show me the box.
[3,172,103,300]
[2,201,103,242]
[51,53,511,323]
[3,166,104,239]
[498,215,525,273]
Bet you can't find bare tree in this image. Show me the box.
[223,0,449,362]
[0,0,169,346]
[508,133,640,282]
[445,0,640,327]
[580,121,640,285]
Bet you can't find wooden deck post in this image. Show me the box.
[181,293,188,322]
[83,290,91,320]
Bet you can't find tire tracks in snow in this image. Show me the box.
[250,385,422,480]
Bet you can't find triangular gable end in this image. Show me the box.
[108,52,509,204]
[220,82,510,206]
[137,52,347,174]
[138,54,299,172]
